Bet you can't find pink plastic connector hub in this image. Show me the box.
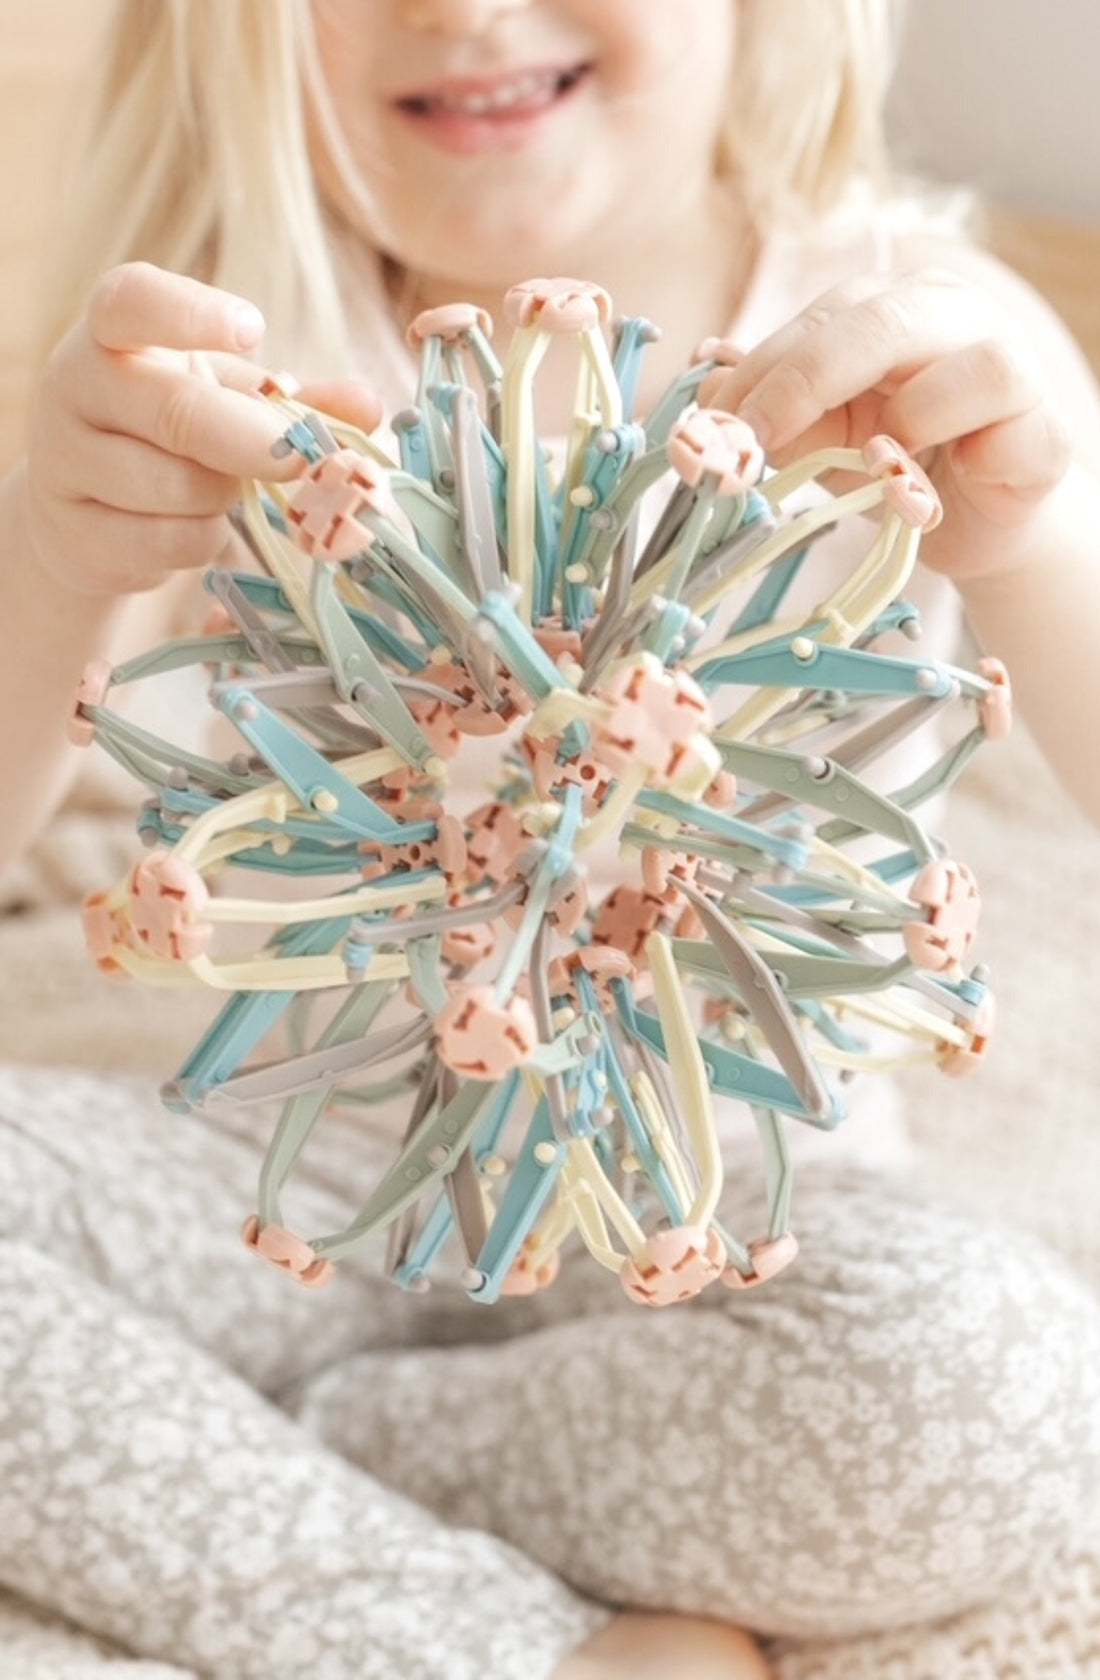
[594,657,712,781]
[640,846,700,900]
[534,620,584,667]
[407,691,465,759]
[667,410,765,497]
[904,858,981,972]
[976,657,1013,740]
[363,798,468,883]
[546,877,588,937]
[862,435,943,531]
[591,884,666,964]
[503,277,612,333]
[127,851,213,963]
[441,912,498,968]
[527,736,615,814]
[68,658,113,747]
[435,983,538,1078]
[722,1233,800,1290]
[619,1225,727,1306]
[81,891,129,977]
[704,767,738,809]
[940,993,996,1077]
[548,944,634,1009]
[286,450,395,561]
[241,1216,334,1287]
[500,1236,561,1297]
[406,301,493,347]
[462,801,526,886]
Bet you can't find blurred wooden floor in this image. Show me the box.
[0,0,1096,472]
[987,205,1100,376]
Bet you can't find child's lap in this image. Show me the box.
[286,1166,1100,1636]
[4,1060,1100,1636]
[3,1059,1098,1374]
[0,1063,420,1390]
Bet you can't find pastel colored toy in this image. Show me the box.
[73,277,1010,1307]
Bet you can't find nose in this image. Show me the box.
[401,0,530,34]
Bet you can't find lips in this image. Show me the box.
[394,63,591,153]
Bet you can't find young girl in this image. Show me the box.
[2,2,1100,1676]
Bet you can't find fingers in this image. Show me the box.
[701,277,890,438]
[917,404,1077,571]
[88,263,266,356]
[39,499,237,595]
[49,269,384,502]
[61,264,303,482]
[712,271,990,451]
[876,338,1049,455]
[200,349,299,398]
[31,262,389,604]
[949,406,1075,500]
[27,262,353,598]
[54,335,300,482]
[697,266,1076,541]
[703,275,887,420]
[52,420,243,517]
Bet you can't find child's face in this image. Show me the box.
[311,0,736,292]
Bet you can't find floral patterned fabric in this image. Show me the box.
[2,1063,1098,1677]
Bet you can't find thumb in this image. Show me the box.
[295,379,385,438]
[202,358,386,443]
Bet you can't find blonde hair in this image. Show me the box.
[45,0,907,395]
[724,0,905,221]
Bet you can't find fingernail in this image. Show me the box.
[737,404,772,449]
[232,301,266,349]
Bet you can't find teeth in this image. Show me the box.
[430,72,561,116]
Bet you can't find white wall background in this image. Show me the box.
[887,0,1100,219]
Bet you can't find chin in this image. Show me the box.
[391,199,602,294]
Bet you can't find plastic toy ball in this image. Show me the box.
[72,277,1009,1306]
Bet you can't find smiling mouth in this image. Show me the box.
[396,63,591,121]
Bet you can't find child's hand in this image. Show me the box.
[22,262,379,599]
[698,267,1076,581]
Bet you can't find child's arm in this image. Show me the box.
[700,241,1100,827]
[0,263,306,877]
